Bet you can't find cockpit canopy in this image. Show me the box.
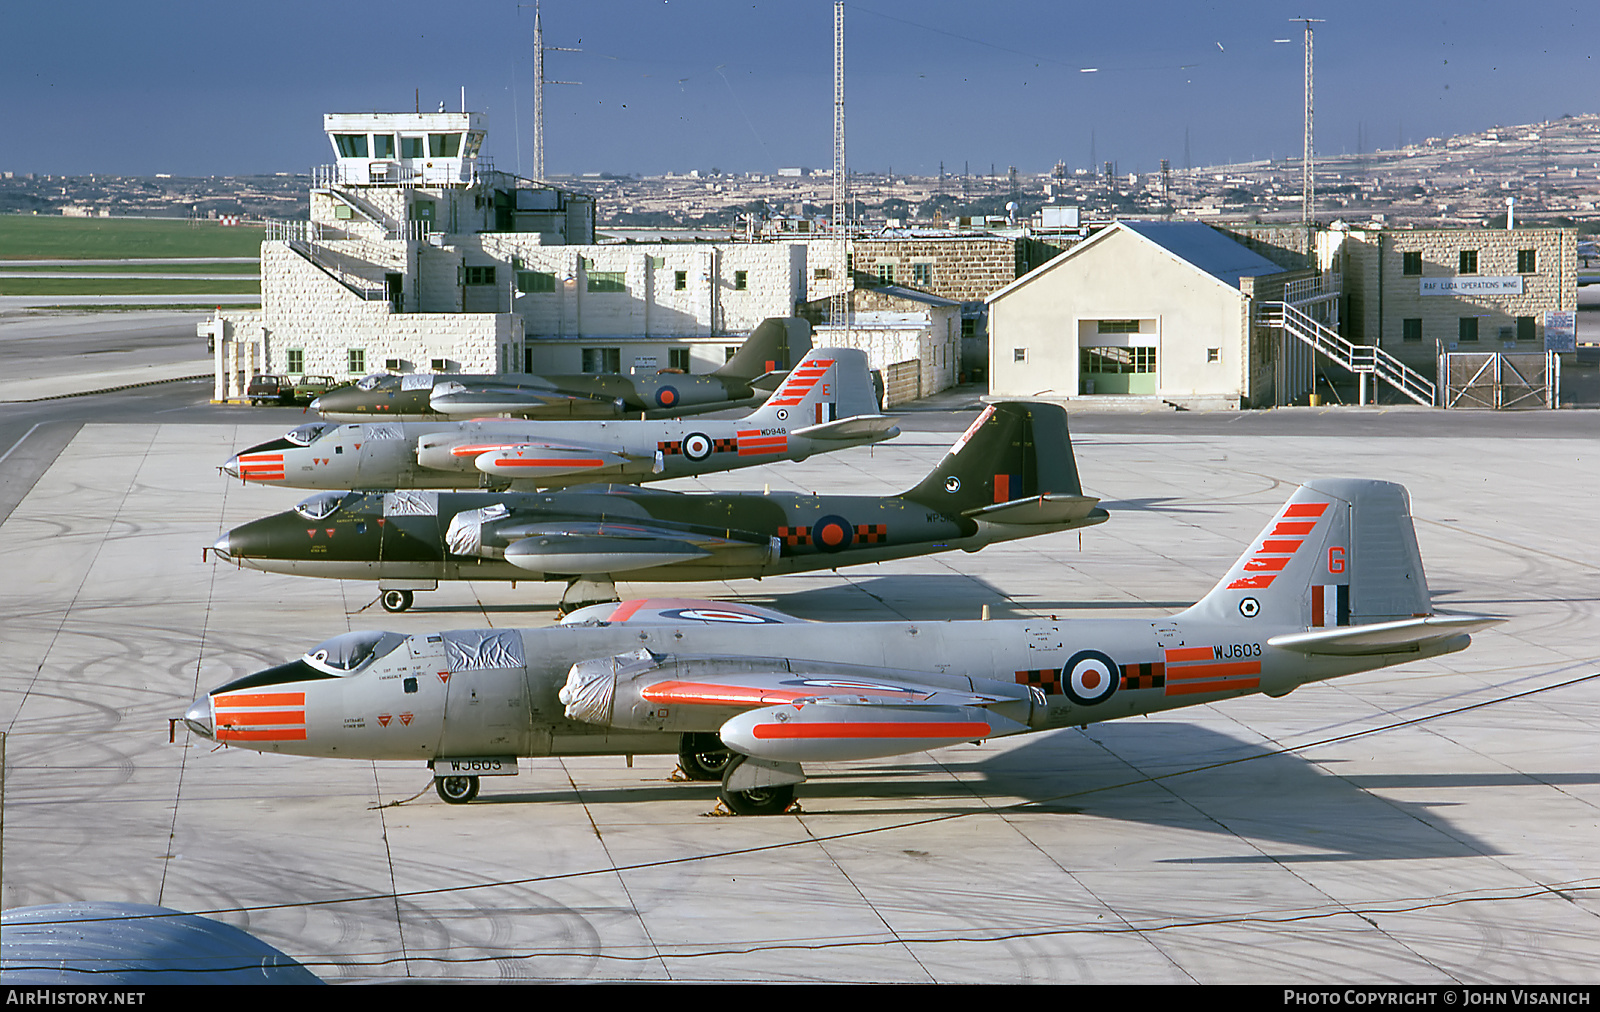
[303,630,408,675]
[294,491,349,520]
[284,422,335,446]
[355,373,394,391]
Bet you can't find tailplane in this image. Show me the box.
[714,318,813,382]
[1179,479,1495,649]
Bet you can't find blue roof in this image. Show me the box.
[1120,221,1287,288]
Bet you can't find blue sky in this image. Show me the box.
[2,0,1592,178]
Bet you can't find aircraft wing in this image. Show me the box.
[790,415,901,441]
[559,651,1035,761]
[560,598,813,627]
[1267,615,1502,656]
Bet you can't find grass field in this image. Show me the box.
[0,262,261,274]
[0,215,265,260]
[0,278,260,296]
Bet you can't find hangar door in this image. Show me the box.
[1079,319,1157,395]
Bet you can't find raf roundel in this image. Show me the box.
[1239,596,1261,618]
[775,408,788,421]
[811,514,854,553]
[944,476,961,493]
[1061,649,1119,707]
[655,386,679,408]
[681,432,713,462]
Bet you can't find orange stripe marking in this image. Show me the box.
[1164,646,1215,663]
[752,721,990,740]
[217,727,309,742]
[494,458,606,468]
[218,710,306,726]
[1283,502,1330,518]
[1165,677,1260,696]
[216,692,305,707]
[1167,660,1262,679]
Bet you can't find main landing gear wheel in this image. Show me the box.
[435,775,479,804]
[678,732,734,782]
[381,589,414,613]
[718,755,796,816]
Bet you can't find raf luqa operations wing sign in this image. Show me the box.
[1420,276,1524,295]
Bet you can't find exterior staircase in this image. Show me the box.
[1261,301,1437,407]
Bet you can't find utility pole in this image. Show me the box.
[523,2,580,180]
[831,1,849,332]
[1295,17,1324,228]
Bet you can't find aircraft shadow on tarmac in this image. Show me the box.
[458,720,1567,863]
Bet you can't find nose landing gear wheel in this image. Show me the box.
[381,589,414,613]
[678,732,734,782]
[435,775,479,804]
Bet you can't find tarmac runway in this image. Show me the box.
[1,391,1596,982]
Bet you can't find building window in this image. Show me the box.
[428,133,461,158]
[1459,250,1478,274]
[1013,348,1027,363]
[333,134,368,158]
[348,349,366,374]
[400,136,425,159]
[517,270,556,293]
[961,318,976,339]
[735,270,748,291]
[287,349,304,374]
[1081,347,1157,374]
[587,271,626,293]
[464,266,496,286]
[674,270,687,290]
[813,267,831,280]
[582,347,621,374]
[912,262,933,287]
[1402,251,1422,276]
[1517,316,1536,341]
[1517,249,1537,273]
[724,346,738,363]
[1097,320,1141,334]
[1459,318,1479,342]
[1402,318,1423,343]
[874,263,895,284]
[1206,348,1220,363]
[669,348,691,372]
[372,134,396,159]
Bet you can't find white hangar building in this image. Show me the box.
[986,220,1329,410]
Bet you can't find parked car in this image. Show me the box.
[246,375,293,406]
[291,375,340,404]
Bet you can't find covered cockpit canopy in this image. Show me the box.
[295,491,350,520]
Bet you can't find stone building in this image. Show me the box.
[804,285,962,407]
[208,111,805,400]
[1335,225,1577,370]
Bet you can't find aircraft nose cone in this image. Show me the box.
[211,533,232,560]
[182,697,214,740]
[221,455,241,479]
[309,396,324,413]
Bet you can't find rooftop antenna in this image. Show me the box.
[830,0,849,334]
[1294,17,1324,228]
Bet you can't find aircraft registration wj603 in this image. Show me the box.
[222,348,897,492]
[209,401,1106,612]
[309,317,809,422]
[182,479,1497,814]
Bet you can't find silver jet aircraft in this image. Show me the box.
[182,478,1497,814]
[222,348,897,492]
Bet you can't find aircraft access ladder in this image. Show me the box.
[1260,300,1437,407]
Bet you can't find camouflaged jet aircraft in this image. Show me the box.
[182,478,1497,815]
[309,317,810,422]
[209,401,1106,612]
[223,348,897,492]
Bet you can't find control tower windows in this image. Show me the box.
[334,134,368,158]
[429,134,462,158]
[372,134,396,159]
[400,136,425,159]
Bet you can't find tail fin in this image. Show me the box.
[744,348,881,427]
[714,318,813,381]
[903,402,1086,513]
[1180,479,1433,629]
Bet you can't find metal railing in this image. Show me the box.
[1261,301,1436,407]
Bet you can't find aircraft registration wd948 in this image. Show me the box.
[309,317,809,422]
[210,401,1106,612]
[222,348,897,492]
[182,479,1498,814]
